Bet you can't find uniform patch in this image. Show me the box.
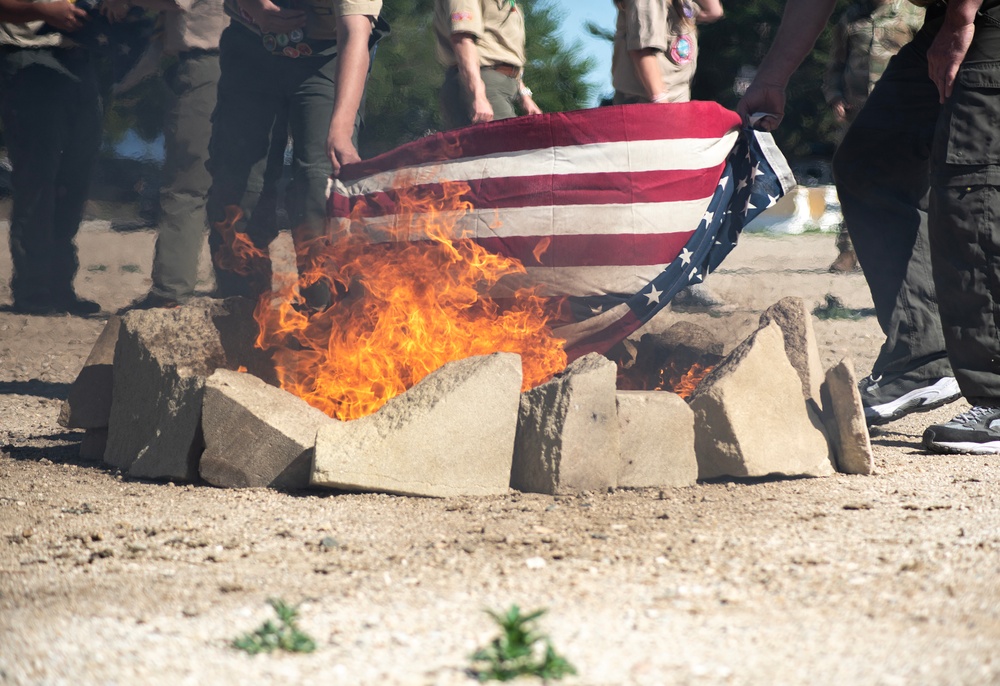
[670,35,693,65]
[451,11,473,21]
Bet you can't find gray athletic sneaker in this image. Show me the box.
[859,374,961,426]
[923,406,1000,454]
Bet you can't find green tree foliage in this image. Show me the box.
[693,0,853,159]
[359,0,595,157]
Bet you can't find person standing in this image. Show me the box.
[206,0,385,310]
[611,0,723,105]
[737,0,1000,453]
[822,0,923,273]
[0,2,103,315]
[610,0,725,311]
[433,0,541,129]
[102,0,229,310]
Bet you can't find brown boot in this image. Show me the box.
[828,249,859,273]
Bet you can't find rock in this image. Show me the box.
[79,428,108,461]
[618,322,724,392]
[759,297,825,406]
[511,353,620,495]
[617,391,697,488]
[312,353,522,498]
[104,297,269,481]
[59,316,121,429]
[200,369,333,489]
[821,359,873,475]
[690,321,835,479]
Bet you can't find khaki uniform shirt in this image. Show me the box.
[0,0,65,48]
[823,0,923,114]
[612,0,698,103]
[164,0,228,54]
[225,0,380,48]
[434,0,526,69]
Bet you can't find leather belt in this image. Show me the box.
[484,63,521,78]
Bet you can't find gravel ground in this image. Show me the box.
[1,222,998,685]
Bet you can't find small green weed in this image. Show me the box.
[469,605,576,682]
[232,599,316,656]
[120,264,142,274]
[86,264,108,272]
[813,294,876,321]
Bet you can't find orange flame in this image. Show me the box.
[222,179,567,421]
[616,360,714,400]
[532,236,551,265]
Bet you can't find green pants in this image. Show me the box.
[440,66,519,130]
[150,51,220,302]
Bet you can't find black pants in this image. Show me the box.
[0,49,101,305]
[833,8,1000,405]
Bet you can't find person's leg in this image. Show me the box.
[1,62,61,311]
[147,51,220,305]
[480,68,518,121]
[49,51,102,313]
[832,24,959,423]
[206,26,283,298]
[921,24,1000,453]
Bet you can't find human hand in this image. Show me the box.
[928,18,974,103]
[327,130,360,178]
[831,99,847,122]
[99,0,130,23]
[521,93,542,116]
[38,0,88,32]
[470,92,494,124]
[241,0,305,34]
[736,79,786,130]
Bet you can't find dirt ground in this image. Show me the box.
[1,218,998,686]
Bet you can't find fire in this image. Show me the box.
[616,360,714,400]
[216,179,567,421]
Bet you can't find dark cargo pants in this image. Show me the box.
[833,6,1000,404]
[0,48,101,306]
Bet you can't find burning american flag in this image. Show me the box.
[329,101,794,362]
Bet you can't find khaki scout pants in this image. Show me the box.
[833,4,1000,404]
[440,66,519,130]
[150,51,220,302]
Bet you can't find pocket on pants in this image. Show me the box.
[941,61,1000,166]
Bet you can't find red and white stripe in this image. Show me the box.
[329,101,742,299]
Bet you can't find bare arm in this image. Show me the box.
[0,0,86,31]
[928,0,981,102]
[736,0,838,129]
[694,0,723,24]
[451,32,493,123]
[327,13,374,176]
[629,47,667,101]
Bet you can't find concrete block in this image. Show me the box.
[79,428,108,462]
[313,353,522,497]
[104,297,268,482]
[821,359,873,475]
[59,316,121,429]
[691,321,835,479]
[201,369,333,489]
[511,353,619,495]
[617,391,697,488]
[759,296,825,406]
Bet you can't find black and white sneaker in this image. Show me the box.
[923,406,1000,454]
[859,373,961,426]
